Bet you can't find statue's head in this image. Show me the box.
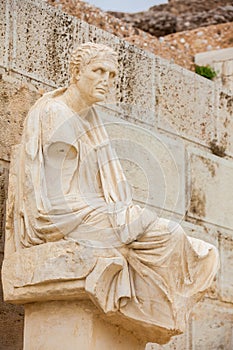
[69,42,118,105]
[69,42,118,80]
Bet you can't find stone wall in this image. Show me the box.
[0,0,233,349]
[195,47,233,92]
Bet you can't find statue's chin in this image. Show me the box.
[94,94,106,103]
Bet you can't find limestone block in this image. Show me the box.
[24,301,144,350]
[215,90,233,157]
[75,20,91,45]
[223,76,233,92]
[0,0,9,68]
[103,119,185,216]
[190,299,233,350]
[213,61,223,78]
[218,231,233,303]
[0,164,9,241]
[222,59,233,77]
[195,48,233,67]
[87,24,121,49]
[72,21,121,73]
[2,241,95,302]
[187,147,233,230]
[115,43,156,126]
[11,0,77,86]
[0,79,39,160]
[156,58,216,146]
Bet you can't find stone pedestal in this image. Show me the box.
[24,300,144,350]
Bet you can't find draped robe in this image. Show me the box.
[9,89,219,338]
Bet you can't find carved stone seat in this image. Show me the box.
[2,239,178,345]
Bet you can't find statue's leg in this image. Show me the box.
[120,216,219,331]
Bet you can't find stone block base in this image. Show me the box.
[24,300,145,350]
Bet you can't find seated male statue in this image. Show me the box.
[8,42,219,338]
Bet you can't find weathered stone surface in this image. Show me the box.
[187,147,233,230]
[0,164,9,241]
[222,59,233,77]
[0,0,9,68]
[195,47,233,66]
[24,300,144,350]
[11,0,77,86]
[105,120,185,216]
[218,230,233,303]
[215,90,233,157]
[224,75,233,91]
[146,298,233,350]
[195,48,233,92]
[156,58,216,146]
[87,23,120,47]
[3,241,97,289]
[115,43,156,126]
[191,299,233,350]
[0,79,39,160]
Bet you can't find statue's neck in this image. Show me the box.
[57,84,92,116]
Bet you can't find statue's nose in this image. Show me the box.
[102,72,110,84]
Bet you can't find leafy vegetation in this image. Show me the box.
[195,65,217,80]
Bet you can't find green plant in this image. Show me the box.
[195,64,217,80]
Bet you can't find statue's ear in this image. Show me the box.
[71,66,80,82]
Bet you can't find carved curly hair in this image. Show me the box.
[69,42,118,83]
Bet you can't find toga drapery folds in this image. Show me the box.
[8,89,219,337]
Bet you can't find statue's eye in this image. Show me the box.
[93,68,104,74]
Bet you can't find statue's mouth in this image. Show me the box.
[96,87,107,93]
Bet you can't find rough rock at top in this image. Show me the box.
[151,0,233,15]
[113,11,177,37]
[109,0,233,37]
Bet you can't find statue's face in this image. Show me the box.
[75,58,117,105]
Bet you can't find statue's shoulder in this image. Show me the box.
[25,89,73,130]
[34,93,69,116]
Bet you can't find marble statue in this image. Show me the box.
[5,42,219,342]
